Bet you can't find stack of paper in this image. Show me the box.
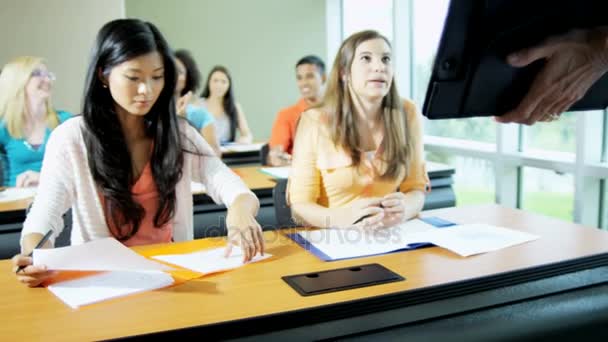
[419,224,540,257]
[33,238,173,272]
[259,167,290,179]
[34,238,174,308]
[295,219,437,260]
[293,219,539,260]
[48,271,174,309]
[0,187,37,203]
[220,142,265,153]
[153,246,271,274]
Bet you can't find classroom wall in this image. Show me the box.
[125,0,327,141]
[0,0,126,114]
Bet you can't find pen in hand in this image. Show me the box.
[15,230,53,274]
[353,204,385,224]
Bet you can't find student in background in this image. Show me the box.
[174,49,221,156]
[12,19,264,287]
[198,66,253,145]
[267,55,326,166]
[0,57,71,187]
[288,30,429,230]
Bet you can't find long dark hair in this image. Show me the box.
[201,65,237,142]
[81,18,183,241]
[174,49,201,96]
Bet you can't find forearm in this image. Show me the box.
[291,202,350,229]
[201,126,222,156]
[237,111,253,143]
[401,190,425,221]
[229,193,260,217]
[237,131,253,143]
[21,233,52,255]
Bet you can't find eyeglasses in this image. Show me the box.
[31,69,56,81]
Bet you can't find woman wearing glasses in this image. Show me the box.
[0,56,71,187]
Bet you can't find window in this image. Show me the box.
[524,111,576,154]
[335,0,608,228]
[342,0,393,41]
[412,0,496,143]
[521,167,574,221]
[427,152,495,206]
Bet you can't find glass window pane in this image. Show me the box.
[524,111,576,153]
[411,0,449,107]
[412,0,496,143]
[426,152,495,206]
[602,180,608,230]
[342,0,393,40]
[521,167,574,221]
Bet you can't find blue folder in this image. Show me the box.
[287,217,457,262]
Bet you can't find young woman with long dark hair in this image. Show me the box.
[12,19,264,287]
[199,66,253,144]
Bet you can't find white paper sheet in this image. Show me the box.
[298,219,437,260]
[0,187,36,203]
[422,224,540,257]
[259,167,290,179]
[48,271,174,309]
[296,219,540,259]
[220,142,265,153]
[33,238,173,271]
[152,246,271,274]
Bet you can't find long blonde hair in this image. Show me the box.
[321,30,415,179]
[0,56,58,138]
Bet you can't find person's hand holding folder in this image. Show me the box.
[12,230,56,287]
[498,27,608,125]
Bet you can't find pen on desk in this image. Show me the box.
[15,229,53,274]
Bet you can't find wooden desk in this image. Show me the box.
[0,197,32,214]
[230,165,276,191]
[1,204,608,341]
[191,165,276,212]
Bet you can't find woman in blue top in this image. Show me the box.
[0,56,72,187]
[174,50,221,156]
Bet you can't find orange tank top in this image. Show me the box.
[102,161,173,246]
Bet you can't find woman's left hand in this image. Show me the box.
[380,192,408,227]
[15,171,40,188]
[224,195,265,262]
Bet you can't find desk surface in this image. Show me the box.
[230,165,277,191]
[0,197,32,213]
[1,204,607,341]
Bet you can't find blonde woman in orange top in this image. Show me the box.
[288,30,429,230]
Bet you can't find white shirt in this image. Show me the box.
[21,117,254,246]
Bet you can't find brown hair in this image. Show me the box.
[321,30,415,179]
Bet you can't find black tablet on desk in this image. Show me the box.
[422,0,608,119]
